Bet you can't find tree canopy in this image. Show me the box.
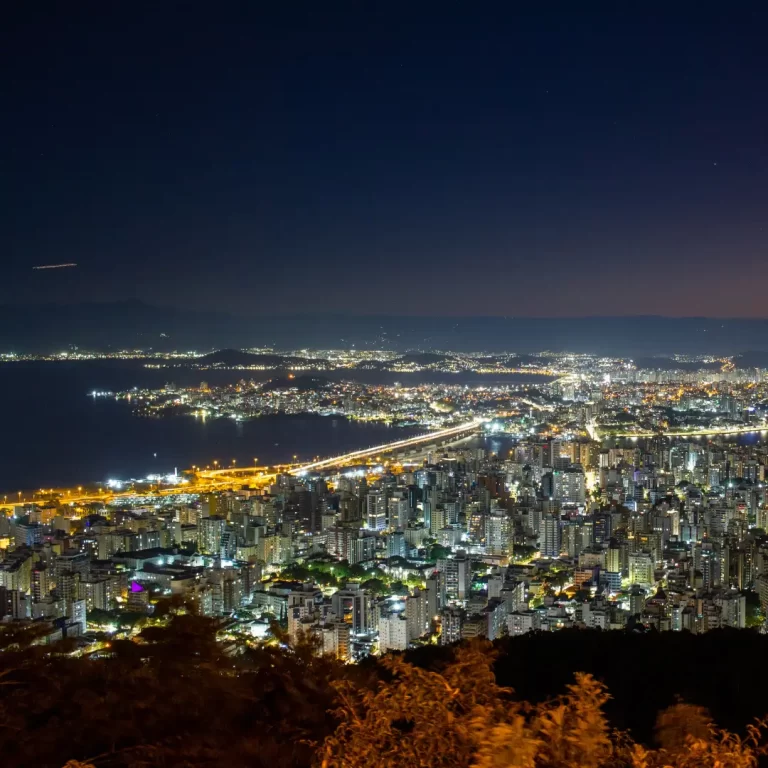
[0,623,766,767]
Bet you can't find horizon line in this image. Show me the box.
[1,300,768,321]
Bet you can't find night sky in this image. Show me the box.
[4,4,768,317]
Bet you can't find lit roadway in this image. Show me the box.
[0,420,483,510]
[595,423,768,439]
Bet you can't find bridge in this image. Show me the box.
[0,419,484,510]
[196,419,483,483]
[291,418,482,472]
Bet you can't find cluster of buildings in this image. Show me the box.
[99,350,768,453]
[2,421,767,656]
[4,351,768,656]
[117,378,548,429]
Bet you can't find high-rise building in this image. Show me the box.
[539,513,561,558]
[436,552,471,602]
[440,606,464,645]
[53,551,89,600]
[379,613,408,652]
[327,527,376,565]
[507,610,541,636]
[694,540,722,590]
[31,565,50,601]
[386,531,407,559]
[387,493,409,530]
[78,577,114,612]
[0,587,29,620]
[257,533,292,565]
[717,590,746,628]
[320,620,350,661]
[484,510,511,556]
[405,588,429,640]
[331,584,376,635]
[67,598,87,635]
[198,515,226,555]
[425,572,442,619]
[12,520,42,548]
[628,551,654,587]
[365,491,388,531]
[483,598,508,640]
[554,468,586,505]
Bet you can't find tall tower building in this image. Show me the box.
[539,513,561,558]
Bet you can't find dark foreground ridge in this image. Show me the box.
[4,617,768,768]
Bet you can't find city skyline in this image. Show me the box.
[5,4,768,316]
[6,6,768,765]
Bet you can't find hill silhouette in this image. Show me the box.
[4,302,768,355]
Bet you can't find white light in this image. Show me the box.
[250,623,269,639]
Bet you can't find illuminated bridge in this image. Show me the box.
[0,420,484,511]
[290,419,483,473]
[197,419,484,483]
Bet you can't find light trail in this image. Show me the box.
[32,263,77,270]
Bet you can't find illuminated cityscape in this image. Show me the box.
[2,348,768,657]
[7,2,768,764]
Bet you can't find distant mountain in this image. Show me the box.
[0,300,252,353]
[2,301,768,356]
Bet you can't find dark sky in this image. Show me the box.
[4,3,768,317]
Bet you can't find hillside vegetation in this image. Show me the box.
[3,620,766,768]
